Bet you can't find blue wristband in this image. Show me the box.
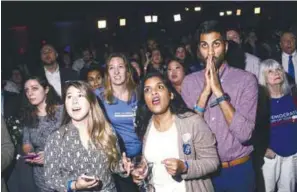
[193,105,206,113]
[184,161,189,173]
[67,180,73,192]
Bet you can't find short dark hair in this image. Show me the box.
[198,20,226,42]
[174,43,186,52]
[166,57,190,75]
[85,66,105,81]
[226,27,242,38]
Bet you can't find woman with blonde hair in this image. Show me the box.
[44,81,131,192]
[94,53,141,191]
[258,59,297,192]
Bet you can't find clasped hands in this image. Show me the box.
[203,55,224,98]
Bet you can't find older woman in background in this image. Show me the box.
[258,59,297,192]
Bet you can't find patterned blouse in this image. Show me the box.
[44,122,126,192]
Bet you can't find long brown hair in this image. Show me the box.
[61,81,119,169]
[104,53,137,104]
[21,76,61,128]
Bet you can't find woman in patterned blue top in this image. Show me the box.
[21,76,63,192]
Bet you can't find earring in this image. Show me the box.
[171,93,174,99]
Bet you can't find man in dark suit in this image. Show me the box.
[273,31,296,85]
[33,44,78,97]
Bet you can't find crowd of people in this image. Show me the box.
[1,19,297,192]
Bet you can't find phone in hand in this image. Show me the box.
[17,154,39,160]
[81,175,96,182]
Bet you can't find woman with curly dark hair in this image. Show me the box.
[133,72,219,192]
[21,76,63,192]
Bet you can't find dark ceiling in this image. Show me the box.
[4,1,295,27]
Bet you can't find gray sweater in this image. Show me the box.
[143,113,220,192]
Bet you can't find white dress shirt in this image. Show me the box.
[245,52,261,79]
[44,66,62,96]
[282,50,297,84]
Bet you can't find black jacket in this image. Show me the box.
[32,65,78,96]
[2,91,22,119]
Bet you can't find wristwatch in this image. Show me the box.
[210,93,230,108]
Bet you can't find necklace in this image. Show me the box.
[271,94,284,103]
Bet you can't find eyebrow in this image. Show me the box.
[108,63,125,67]
[144,82,164,88]
[66,90,82,94]
[200,38,223,44]
[25,85,38,88]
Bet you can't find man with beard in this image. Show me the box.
[36,44,78,97]
[181,20,258,191]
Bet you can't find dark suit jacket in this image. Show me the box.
[32,65,78,96]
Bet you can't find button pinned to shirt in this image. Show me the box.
[211,117,215,121]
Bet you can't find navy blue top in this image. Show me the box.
[269,94,297,157]
[94,88,142,157]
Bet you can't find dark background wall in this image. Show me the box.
[2,1,297,76]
